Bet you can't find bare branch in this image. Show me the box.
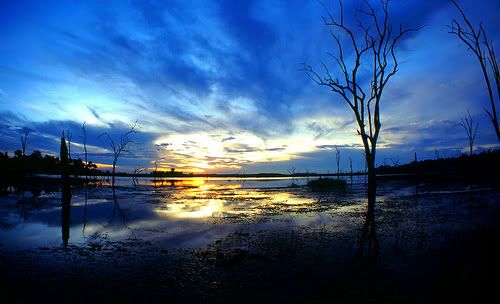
[450,0,499,141]
[459,110,479,155]
[99,121,138,182]
[304,0,419,202]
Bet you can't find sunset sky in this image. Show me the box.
[0,0,499,173]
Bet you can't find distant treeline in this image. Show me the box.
[0,149,192,178]
[0,149,99,176]
[377,149,500,179]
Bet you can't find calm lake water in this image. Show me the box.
[1,176,499,303]
[0,176,360,250]
[0,176,498,250]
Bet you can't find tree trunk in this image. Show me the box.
[493,118,500,142]
[112,163,116,186]
[366,154,376,210]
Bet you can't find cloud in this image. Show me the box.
[0,0,499,172]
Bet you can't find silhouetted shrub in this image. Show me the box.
[307,178,346,191]
[0,150,99,176]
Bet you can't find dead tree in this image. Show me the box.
[132,167,146,186]
[349,156,353,175]
[100,121,137,185]
[18,127,33,155]
[288,167,297,186]
[64,129,73,159]
[390,156,400,166]
[434,149,441,160]
[82,122,88,165]
[334,147,341,177]
[450,0,499,142]
[303,0,419,205]
[349,156,353,184]
[60,132,70,179]
[459,110,479,155]
[133,167,146,175]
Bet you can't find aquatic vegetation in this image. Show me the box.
[306,178,346,192]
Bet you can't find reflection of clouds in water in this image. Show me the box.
[156,199,225,218]
[111,176,313,188]
[154,185,316,219]
[0,177,355,250]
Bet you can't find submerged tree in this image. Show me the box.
[450,0,499,142]
[81,122,88,165]
[334,147,341,177]
[100,121,137,184]
[303,0,419,205]
[459,110,479,156]
[64,129,73,159]
[18,127,34,156]
[60,132,69,178]
[349,155,353,184]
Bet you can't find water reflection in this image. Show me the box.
[0,177,352,249]
[82,183,88,236]
[109,187,132,231]
[61,181,72,246]
[154,185,315,219]
[1,177,493,252]
[356,204,379,263]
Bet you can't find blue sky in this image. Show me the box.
[0,0,499,173]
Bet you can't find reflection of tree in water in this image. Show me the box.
[356,200,379,263]
[83,186,136,241]
[108,186,136,238]
[61,182,72,247]
[153,179,177,188]
[10,182,45,222]
[82,182,88,237]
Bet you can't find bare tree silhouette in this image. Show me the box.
[18,127,33,156]
[60,131,72,246]
[81,122,88,165]
[132,166,146,187]
[100,121,137,185]
[288,167,298,187]
[349,156,353,183]
[60,131,70,178]
[64,129,73,159]
[334,147,341,177]
[80,122,89,237]
[133,167,146,175]
[390,156,400,166]
[303,0,419,204]
[450,0,499,142]
[434,149,441,160]
[459,110,479,156]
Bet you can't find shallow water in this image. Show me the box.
[0,177,357,250]
[0,176,497,250]
[1,176,499,303]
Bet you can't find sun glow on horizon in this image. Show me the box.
[151,115,361,172]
